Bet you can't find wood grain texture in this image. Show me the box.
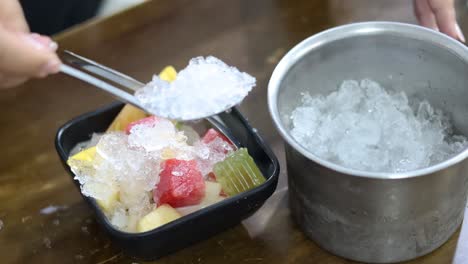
[1,0,467,263]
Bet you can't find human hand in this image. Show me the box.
[414,0,465,42]
[0,0,61,89]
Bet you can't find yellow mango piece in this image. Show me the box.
[137,204,181,232]
[69,146,96,163]
[67,146,97,174]
[107,104,148,132]
[106,66,178,132]
[159,66,177,82]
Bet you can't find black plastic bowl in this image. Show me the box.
[55,102,280,260]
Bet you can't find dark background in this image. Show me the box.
[20,0,102,35]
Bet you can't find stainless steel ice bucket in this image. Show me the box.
[268,22,468,263]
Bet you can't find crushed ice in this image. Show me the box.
[73,119,232,232]
[290,79,467,173]
[194,137,234,176]
[135,56,256,120]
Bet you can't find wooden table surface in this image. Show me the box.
[1,0,468,263]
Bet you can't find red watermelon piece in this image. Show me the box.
[201,128,235,155]
[125,116,159,134]
[202,128,232,145]
[154,159,206,207]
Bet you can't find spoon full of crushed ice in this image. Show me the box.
[135,56,256,120]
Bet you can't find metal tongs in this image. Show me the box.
[60,50,149,113]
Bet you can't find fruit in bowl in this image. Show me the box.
[67,67,265,233]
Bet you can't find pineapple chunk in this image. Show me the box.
[201,181,223,206]
[137,204,181,232]
[68,147,119,213]
[107,66,178,132]
[176,181,225,216]
[83,182,119,213]
[96,189,119,213]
